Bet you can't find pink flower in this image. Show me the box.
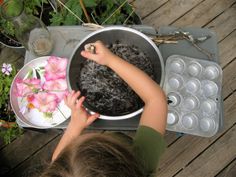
[44,56,67,81]
[16,78,41,97]
[31,92,59,113]
[43,79,68,101]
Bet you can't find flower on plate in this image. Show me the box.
[31,92,59,113]
[2,63,12,76]
[43,79,68,101]
[44,56,67,81]
[16,56,69,118]
[16,78,41,97]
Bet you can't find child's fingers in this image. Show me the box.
[86,113,100,125]
[64,90,74,106]
[70,91,81,105]
[81,50,98,62]
[67,90,74,101]
[63,95,68,105]
[75,96,85,109]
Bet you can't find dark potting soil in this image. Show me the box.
[79,42,154,116]
[0,33,22,47]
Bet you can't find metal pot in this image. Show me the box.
[67,26,164,120]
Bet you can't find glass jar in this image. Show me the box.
[1,0,54,56]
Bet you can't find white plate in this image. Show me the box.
[10,56,71,129]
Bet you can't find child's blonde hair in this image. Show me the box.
[41,134,145,177]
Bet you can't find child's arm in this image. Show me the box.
[81,41,167,135]
[51,91,99,161]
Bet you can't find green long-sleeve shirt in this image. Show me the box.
[108,126,166,176]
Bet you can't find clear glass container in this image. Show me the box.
[1,0,53,56]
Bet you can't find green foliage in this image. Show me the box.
[0,63,22,145]
[0,0,47,37]
[0,18,15,36]
[50,0,138,26]
[1,0,139,38]
[0,124,23,144]
[50,0,96,26]
[90,0,137,25]
[0,64,16,109]
[24,0,48,16]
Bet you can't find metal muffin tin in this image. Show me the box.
[164,55,223,137]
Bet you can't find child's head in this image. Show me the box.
[41,133,145,177]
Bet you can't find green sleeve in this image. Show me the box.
[133,125,166,175]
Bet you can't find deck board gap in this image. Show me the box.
[7,132,62,173]
[215,156,236,177]
[181,124,236,170]
[222,57,236,70]
[167,136,182,148]
[229,0,236,8]
[169,0,206,25]
[203,1,236,28]
[142,1,170,20]
[218,28,236,43]
[172,168,183,177]
[223,89,236,101]
[202,11,227,28]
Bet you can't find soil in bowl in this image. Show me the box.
[78,41,154,116]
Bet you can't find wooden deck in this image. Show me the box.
[1,0,236,176]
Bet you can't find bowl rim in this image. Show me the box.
[67,26,165,120]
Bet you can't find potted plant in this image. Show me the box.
[49,0,141,26]
[0,0,49,50]
[0,62,22,144]
[0,0,141,50]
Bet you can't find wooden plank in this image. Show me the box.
[175,126,236,177]
[7,135,62,177]
[0,129,61,173]
[219,30,236,68]
[172,0,236,27]
[216,158,236,177]
[133,0,168,18]
[222,58,236,99]
[206,3,236,42]
[156,91,236,177]
[143,0,203,28]
[164,131,180,147]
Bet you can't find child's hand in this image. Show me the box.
[64,90,99,131]
[81,40,115,66]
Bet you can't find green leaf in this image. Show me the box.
[84,0,97,7]
[49,12,64,26]
[64,1,83,25]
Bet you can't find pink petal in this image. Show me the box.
[43,79,67,91]
[16,78,41,97]
[31,92,59,113]
[44,56,68,81]
[42,79,68,101]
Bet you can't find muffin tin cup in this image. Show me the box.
[164,55,222,137]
